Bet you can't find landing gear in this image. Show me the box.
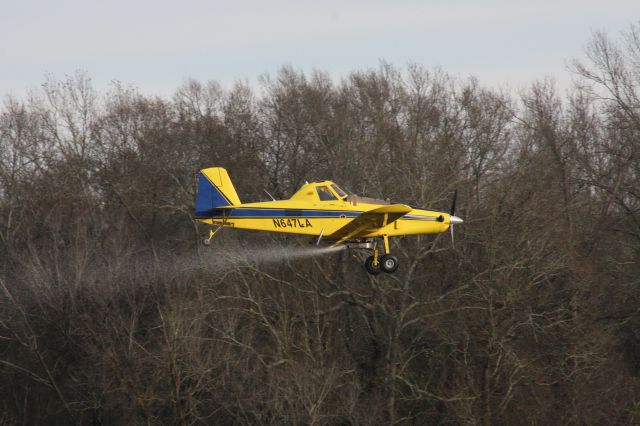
[363,235,399,275]
[379,254,399,273]
[365,255,382,275]
[202,226,222,246]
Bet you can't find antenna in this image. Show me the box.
[263,188,276,201]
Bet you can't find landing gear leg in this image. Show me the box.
[382,235,390,255]
[379,235,399,273]
[203,226,222,246]
[364,242,382,275]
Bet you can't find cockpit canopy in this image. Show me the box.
[289,181,390,205]
[315,184,348,201]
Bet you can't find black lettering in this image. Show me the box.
[274,218,316,228]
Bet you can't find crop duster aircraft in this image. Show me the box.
[193,167,463,275]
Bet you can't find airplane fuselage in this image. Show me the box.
[198,199,451,239]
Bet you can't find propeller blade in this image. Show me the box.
[450,224,454,247]
[450,189,458,216]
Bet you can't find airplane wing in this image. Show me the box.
[328,204,412,244]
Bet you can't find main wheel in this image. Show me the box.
[364,256,382,275]
[380,254,399,273]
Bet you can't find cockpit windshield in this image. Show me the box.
[331,184,348,198]
[316,186,338,201]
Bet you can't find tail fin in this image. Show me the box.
[194,167,241,217]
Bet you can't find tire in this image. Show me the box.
[203,238,211,246]
[380,254,399,273]
[364,256,382,275]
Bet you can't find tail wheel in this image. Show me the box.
[364,256,382,275]
[380,254,399,273]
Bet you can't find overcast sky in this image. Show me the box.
[1,0,639,98]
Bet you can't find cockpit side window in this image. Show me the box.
[316,186,337,201]
[331,184,348,198]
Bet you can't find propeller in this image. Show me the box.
[449,190,463,247]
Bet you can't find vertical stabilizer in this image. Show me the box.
[193,167,241,217]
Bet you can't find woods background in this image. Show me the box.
[1,27,640,424]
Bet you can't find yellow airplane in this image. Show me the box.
[193,167,463,275]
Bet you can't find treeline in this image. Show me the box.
[1,26,640,424]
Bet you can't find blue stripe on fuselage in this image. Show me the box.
[194,207,362,219]
[229,208,362,218]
